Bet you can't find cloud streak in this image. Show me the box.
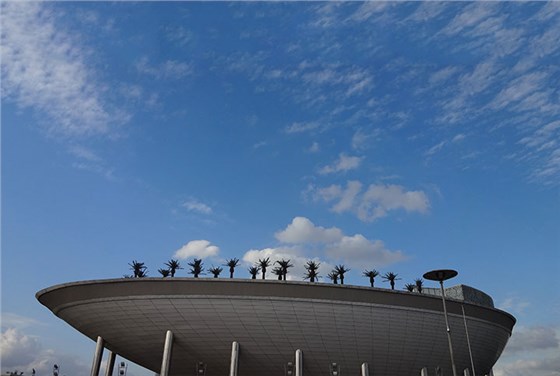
[1,2,127,137]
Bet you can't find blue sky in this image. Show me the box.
[1,2,559,376]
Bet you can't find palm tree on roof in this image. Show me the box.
[382,272,400,290]
[303,260,320,283]
[258,257,271,279]
[248,265,260,279]
[404,283,415,292]
[225,258,240,278]
[272,266,284,280]
[188,259,204,278]
[276,259,293,281]
[415,278,424,293]
[165,259,182,277]
[334,265,350,285]
[209,266,223,278]
[129,260,147,278]
[327,271,339,284]
[158,268,170,278]
[363,269,379,287]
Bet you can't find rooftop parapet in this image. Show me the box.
[422,284,495,308]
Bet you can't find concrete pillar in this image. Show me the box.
[295,349,303,376]
[361,362,369,376]
[160,330,174,376]
[421,367,429,376]
[90,336,105,376]
[229,341,239,376]
[463,369,471,376]
[104,351,116,376]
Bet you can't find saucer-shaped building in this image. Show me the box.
[37,278,515,376]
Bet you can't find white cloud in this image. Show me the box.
[312,181,429,222]
[1,2,126,137]
[284,122,320,134]
[495,355,560,376]
[68,145,102,162]
[136,57,193,79]
[174,240,219,259]
[275,217,343,244]
[242,246,331,281]
[319,153,363,174]
[1,313,41,330]
[498,296,531,315]
[358,184,429,221]
[182,199,213,215]
[351,128,381,150]
[1,328,41,367]
[441,2,497,36]
[1,328,89,376]
[425,141,447,156]
[270,217,405,270]
[504,326,559,354]
[308,141,320,153]
[452,133,466,143]
[326,235,406,268]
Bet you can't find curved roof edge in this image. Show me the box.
[37,278,516,332]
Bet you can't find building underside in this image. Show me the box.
[37,278,515,376]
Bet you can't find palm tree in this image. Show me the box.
[209,266,223,278]
[128,260,147,278]
[327,271,339,284]
[158,268,170,277]
[303,260,320,282]
[165,259,182,277]
[363,269,379,287]
[382,272,400,290]
[415,278,423,293]
[275,259,293,281]
[225,258,240,278]
[258,257,271,279]
[248,265,260,279]
[272,266,284,280]
[404,283,415,292]
[188,259,204,278]
[334,265,350,285]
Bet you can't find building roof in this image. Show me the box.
[37,278,515,376]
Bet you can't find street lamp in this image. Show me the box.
[423,269,458,376]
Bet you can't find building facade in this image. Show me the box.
[37,278,515,376]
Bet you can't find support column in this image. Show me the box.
[463,369,471,376]
[160,330,174,376]
[229,341,239,376]
[295,349,303,376]
[361,362,369,376]
[104,351,116,376]
[90,336,105,376]
[420,367,429,376]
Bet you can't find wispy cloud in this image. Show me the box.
[319,154,363,175]
[182,198,213,215]
[136,57,193,80]
[284,121,321,134]
[312,181,430,222]
[1,2,128,137]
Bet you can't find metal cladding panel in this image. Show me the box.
[37,279,515,376]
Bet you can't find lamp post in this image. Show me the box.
[423,269,458,376]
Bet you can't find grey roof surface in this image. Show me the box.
[37,279,515,376]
